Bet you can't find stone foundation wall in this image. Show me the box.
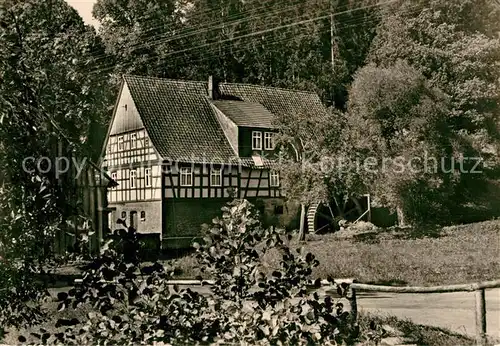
[109,201,162,235]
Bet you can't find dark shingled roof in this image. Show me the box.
[123,75,327,165]
[218,82,328,120]
[124,75,235,163]
[212,101,275,129]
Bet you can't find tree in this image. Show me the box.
[93,0,381,108]
[275,105,348,239]
[347,60,468,226]
[358,0,500,224]
[0,0,113,262]
[92,0,188,77]
[178,0,382,107]
[368,0,500,172]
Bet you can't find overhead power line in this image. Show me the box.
[87,0,403,75]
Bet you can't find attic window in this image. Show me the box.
[131,133,137,149]
[252,131,262,150]
[145,168,151,187]
[264,132,275,150]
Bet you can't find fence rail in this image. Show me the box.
[350,279,500,346]
[164,278,500,346]
[351,279,500,293]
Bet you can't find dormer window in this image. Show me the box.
[264,132,275,150]
[118,136,124,151]
[252,131,262,150]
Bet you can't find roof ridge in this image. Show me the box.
[220,81,319,96]
[123,74,206,86]
[123,74,318,96]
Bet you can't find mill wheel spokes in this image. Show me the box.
[310,196,368,234]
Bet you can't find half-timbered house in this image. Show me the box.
[100,75,329,248]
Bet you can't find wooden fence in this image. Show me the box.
[52,158,114,256]
[349,279,500,346]
[165,278,500,346]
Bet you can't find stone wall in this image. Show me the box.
[163,198,231,249]
[252,198,300,230]
[109,200,162,235]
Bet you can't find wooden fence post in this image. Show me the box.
[475,288,487,346]
[348,285,358,324]
[88,169,97,254]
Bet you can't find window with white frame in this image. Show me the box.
[180,167,192,186]
[111,172,117,189]
[211,167,222,187]
[264,132,275,150]
[130,169,136,188]
[252,131,262,150]
[270,170,280,187]
[144,137,149,148]
[131,133,137,149]
[118,136,124,150]
[145,168,151,187]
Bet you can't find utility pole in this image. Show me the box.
[330,0,337,70]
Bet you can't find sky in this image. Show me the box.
[65,0,99,27]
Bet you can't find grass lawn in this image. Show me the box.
[175,220,500,286]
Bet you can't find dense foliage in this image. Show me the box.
[0,0,113,336]
[346,0,500,224]
[93,0,380,108]
[346,60,456,225]
[11,200,358,345]
[193,199,356,344]
[0,0,113,262]
[275,0,500,226]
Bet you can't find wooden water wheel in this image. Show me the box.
[307,195,370,234]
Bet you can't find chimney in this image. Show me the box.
[208,75,219,100]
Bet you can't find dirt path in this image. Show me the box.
[355,288,500,338]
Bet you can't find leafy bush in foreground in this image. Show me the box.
[194,199,356,345]
[18,199,357,345]
[0,262,48,341]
